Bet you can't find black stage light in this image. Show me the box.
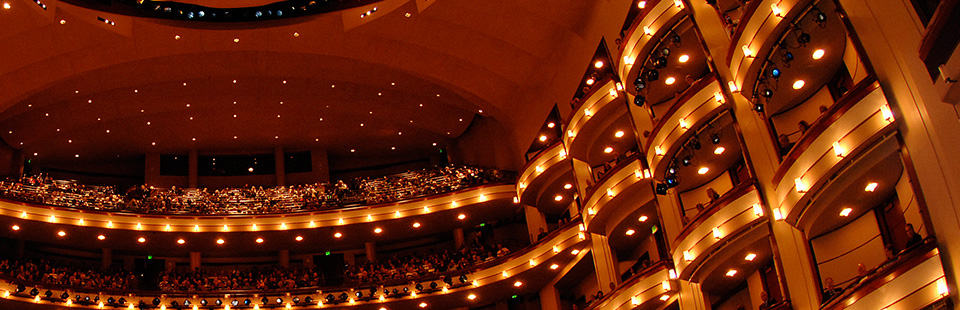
[690,138,701,150]
[754,103,765,112]
[339,293,348,301]
[770,68,781,79]
[44,290,53,298]
[459,275,468,283]
[415,283,424,291]
[356,291,363,298]
[118,298,126,305]
[392,288,399,295]
[304,297,313,304]
[667,166,677,175]
[797,32,811,45]
[815,11,827,23]
[292,297,300,304]
[171,301,179,308]
[654,56,668,68]
[665,176,679,187]
[645,69,660,81]
[107,297,116,304]
[200,299,207,306]
[670,33,681,44]
[244,299,251,306]
[60,292,70,300]
[661,47,671,56]
[402,287,409,294]
[15,285,25,293]
[782,51,794,63]
[83,296,91,302]
[29,288,39,296]
[682,156,692,166]
[215,299,222,306]
[260,297,269,305]
[762,89,774,98]
[711,134,720,144]
[655,183,669,195]
[325,294,335,302]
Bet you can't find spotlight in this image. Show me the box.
[459,275,468,283]
[667,166,677,175]
[653,56,668,68]
[762,89,774,98]
[325,294,335,302]
[107,297,117,304]
[782,51,794,63]
[199,299,207,306]
[231,300,239,307]
[770,67,781,79]
[261,297,269,305]
[416,283,424,291]
[185,300,192,306]
[754,103,765,112]
[645,69,659,81]
[170,301,179,308]
[339,293,348,301]
[16,285,25,293]
[443,277,454,285]
[655,183,669,195]
[356,291,363,298]
[276,298,283,304]
[60,292,70,300]
[689,138,701,150]
[430,282,439,289]
[44,290,52,298]
[304,297,313,304]
[665,176,679,187]
[681,156,692,166]
[29,288,39,296]
[797,32,811,45]
[711,134,720,144]
[670,33,681,44]
[633,95,646,106]
[815,10,827,24]
[661,47,671,56]
[293,297,300,304]
[215,299,222,306]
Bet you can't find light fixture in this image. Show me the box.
[753,204,764,217]
[585,77,595,85]
[625,229,636,236]
[665,77,676,85]
[771,3,783,17]
[638,215,648,222]
[812,49,825,60]
[374,228,383,234]
[547,122,555,128]
[467,294,476,301]
[513,281,523,287]
[216,239,225,245]
[881,105,895,122]
[714,146,725,155]
[865,182,878,192]
[833,141,846,158]
[712,227,722,239]
[564,183,573,189]
[255,238,264,244]
[745,253,757,261]
[539,135,547,142]
[570,249,580,255]
[742,45,754,58]
[177,239,186,245]
[295,236,303,242]
[457,214,466,220]
[554,195,563,201]
[550,264,559,270]
[57,231,66,237]
[792,80,805,89]
[97,235,106,240]
[698,167,710,175]
[728,81,739,92]
[419,302,428,308]
[594,60,604,68]
[840,208,853,217]
[604,146,614,153]
[137,237,146,243]
[725,269,738,277]
[614,130,625,138]
[413,222,421,228]
[795,177,808,193]
[773,208,784,221]
[2,2,10,9]
[678,54,689,63]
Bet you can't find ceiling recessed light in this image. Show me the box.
[216,238,225,245]
[604,146,614,153]
[374,227,383,234]
[419,302,427,308]
[547,122,555,128]
[57,231,66,237]
[467,294,477,300]
[625,229,636,236]
[97,235,106,240]
[554,195,563,201]
[698,167,710,174]
[255,238,263,243]
[812,49,825,60]
[550,263,559,269]
[678,54,690,63]
[137,237,146,243]
[792,80,805,89]
[2,2,10,9]
[539,135,547,142]
[614,130,625,138]
[177,239,185,244]
[295,236,303,241]
[665,77,676,85]
[594,60,604,68]
[570,249,580,255]
[11,225,19,231]
[725,269,738,277]
[864,182,878,192]
[513,281,523,287]
[744,253,756,261]
[714,146,726,155]
[563,183,573,189]
[412,222,421,228]
[457,214,466,220]
[334,232,342,238]
[840,208,853,217]
[638,215,648,222]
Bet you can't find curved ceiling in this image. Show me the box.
[0,0,627,166]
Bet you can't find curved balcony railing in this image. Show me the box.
[727,0,808,90]
[0,221,590,309]
[617,0,686,85]
[517,142,569,203]
[671,184,763,278]
[585,260,677,310]
[645,78,725,177]
[582,158,655,234]
[770,83,896,223]
[563,80,630,161]
[822,241,947,310]
[0,184,516,232]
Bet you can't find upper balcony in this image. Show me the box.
[0,220,592,309]
[726,0,811,87]
[644,77,726,179]
[517,142,577,215]
[618,0,687,86]
[585,260,678,310]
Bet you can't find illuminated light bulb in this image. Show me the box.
[310,220,317,227]
[513,197,519,204]
[127,303,133,309]
[367,214,374,221]
[938,278,949,296]
[638,215,649,222]
[580,223,586,231]
[725,269,738,277]
[698,167,710,175]
[624,55,635,65]
[374,227,383,234]
[655,146,664,156]
[714,92,725,103]
[164,224,172,231]
[255,238,264,244]
[728,81,739,92]
[660,294,670,301]
[643,26,654,36]
[865,182,879,192]
[632,296,641,305]
[338,218,345,225]
[194,224,200,232]
[422,206,430,213]
[78,218,85,225]
[536,165,544,173]
[458,213,466,220]
[20,211,27,218]
[644,169,652,178]
[550,263,559,270]
[683,250,694,261]
[712,227,722,239]
[251,224,258,230]
[714,146,726,155]
[529,259,536,266]
[662,280,671,291]
[664,77,676,85]
[594,60,604,68]
[66,299,72,306]
[419,302,428,308]
[57,230,66,237]
[2,2,9,9]
[568,130,575,138]
[812,49,826,60]
[177,239,186,245]
[753,204,764,217]
[635,169,644,178]
[49,215,56,222]
[773,208,784,221]
[792,79,805,89]
[98,234,106,240]
[221,224,228,231]
[614,130,625,138]
[678,54,689,63]
[479,193,488,201]
[744,253,757,261]
[295,236,303,242]
[513,281,523,287]
[839,208,853,217]
[673,0,682,8]
[637,0,646,8]
[280,223,288,229]
[554,195,563,201]
[553,245,560,253]
[833,141,846,158]
[467,294,477,300]
[881,105,894,122]
[558,149,567,159]
[451,201,458,208]
[742,45,754,58]
[571,249,580,255]
[472,280,479,287]
[609,88,618,97]
[771,3,783,17]
[539,135,547,142]
[137,237,146,243]
[604,146,614,153]
[413,222,421,228]
[625,229,636,236]
[502,271,509,278]
[795,177,808,193]
[564,183,573,189]
[607,188,616,197]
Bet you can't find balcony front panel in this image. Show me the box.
[824,246,947,310]
[727,0,810,89]
[586,261,677,310]
[645,79,725,177]
[618,0,686,88]
[517,142,568,201]
[564,80,631,162]
[582,158,656,235]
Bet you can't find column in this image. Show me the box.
[590,234,620,293]
[101,248,112,270]
[655,188,685,248]
[364,242,376,262]
[189,252,201,271]
[274,146,285,186]
[279,250,290,267]
[453,228,465,249]
[539,282,562,310]
[188,149,198,188]
[677,280,709,310]
[769,221,820,308]
[523,205,549,243]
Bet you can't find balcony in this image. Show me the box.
[645,77,725,178]
[517,142,577,214]
[582,158,656,235]
[585,260,677,310]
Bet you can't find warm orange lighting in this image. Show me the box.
[714,146,726,155]
[728,81,739,92]
[865,182,878,192]
[419,302,428,308]
[659,294,670,301]
[295,236,304,242]
[412,222,421,228]
[833,141,846,158]
[678,54,689,63]
[564,183,573,189]
[840,208,853,217]
[712,227,722,239]
[585,77,595,85]
[795,177,808,193]
[57,231,66,237]
[137,237,146,243]
[698,167,710,175]
[639,215,648,222]
[614,130,625,138]
[753,204,764,217]
[216,238,225,245]
[643,25,654,36]
[812,49,825,60]
[683,250,694,261]
[792,80,805,89]
[594,60,604,68]
[458,213,466,220]
[725,269,738,277]
[513,281,523,287]
[467,294,477,300]
[97,234,106,240]
[625,229,636,236]
[374,227,383,234]
[550,263,559,270]
[554,194,564,201]
[665,77,676,85]
[604,146,614,153]
[624,55,636,65]
[10,225,19,231]
[742,45,754,58]
[773,208,784,221]
[745,253,757,261]
[637,0,646,8]
[254,238,264,244]
[714,92,725,103]
[2,2,10,9]
[571,249,580,255]
[334,232,343,238]
[547,122,555,128]
[771,3,783,17]
[881,105,895,122]
[539,135,547,142]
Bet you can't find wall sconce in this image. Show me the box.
[795,177,809,193]
[881,105,894,122]
[833,141,845,158]
[753,204,764,217]
[771,3,783,17]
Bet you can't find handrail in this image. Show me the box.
[584,260,673,309]
[770,77,879,186]
[617,0,665,54]
[673,180,756,245]
[645,75,717,148]
[821,240,940,310]
[724,0,764,64]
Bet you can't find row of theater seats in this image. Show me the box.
[0,165,511,215]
